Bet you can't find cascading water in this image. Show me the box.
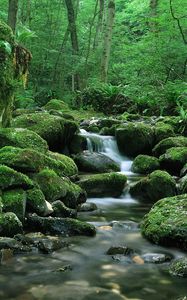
[80,129,133,175]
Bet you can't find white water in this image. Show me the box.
[80,129,133,176]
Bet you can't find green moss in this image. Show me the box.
[78,172,127,197]
[0,164,33,190]
[69,134,87,154]
[2,189,26,222]
[0,212,23,237]
[169,258,187,277]
[26,186,51,216]
[116,122,154,157]
[154,122,175,144]
[47,151,78,177]
[0,21,13,42]
[141,194,187,250]
[0,128,48,153]
[153,136,187,157]
[44,99,70,111]
[159,147,187,176]
[131,155,160,174]
[130,170,176,202]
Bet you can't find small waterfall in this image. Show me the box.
[80,129,133,175]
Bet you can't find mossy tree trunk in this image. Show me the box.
[8,0,19,33]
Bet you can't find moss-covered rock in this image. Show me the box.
[27,214,96,236]
[52,200,77,218]
[26,187,53,216]
[0,212,23,237]
[0,146,75,177]
[44,99,70,111]
[159,147,187,176]
[34,169,86,208]
[47,151,78,177]
[141,194,187,250]
[152,136,187,157]
[0,128,48,153]
[169,258,187,277]
[130,170,176,202]
[99,126,116,136]
[2,189,26,222]
[0,164,33,190]
[116,122,154,157]
[12,112,78,152]
[74,151,120,173]
[78,172,127,197]
[69,134,87,154]
[154,122,175,144]
[131,155,160,174]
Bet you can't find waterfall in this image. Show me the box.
[80,129,133,175]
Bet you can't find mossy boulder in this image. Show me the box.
[130,170,176,202]
[169,258,187,277]
[154,122,175,144]
[69,134,87,154]
[116,122,154,157]
[26,187,53,216]
[152,136,187,157]
[77,173,127,197]
[99,126,116,136]
[0,164,33,190]
[44,99,70,112]
[141,194,187,250]
[52,200,77,218]
[74,151,120,173]
[131,155,160,174]
[0,128,48,153]
[27,214,96,236]
[47,151,78,177]
[2,189,26,222]
[159,147,187,176]
[0,212,23,237]
[12,112,78,152]
[0,146,75,177]
[34,169,86,209]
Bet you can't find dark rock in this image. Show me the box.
[107,245,134,255]
[110,220,139,231]
[78,202,98,212]
[0,212,23,237]
[0,237,31,253]
[52,200,77,218]
[153,136,187,157]
[141,253,172,264]
[169,258,187,277]
[159,147,187,176]
[38,237,69,254]
[131,155,160,174]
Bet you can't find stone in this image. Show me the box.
[159,147,187,176]
[131,155,160,174]
[153,122,175,144]
[0,237,31,253]
[74,151,120,173]
[152,136,187,157]
[26,187,53,216]
[106,245,134,255]
[0,212,23,237]
[141,194,187,250]
[141,253,172,264]
[0,165,33,190]
[77,172,127,197]
[78,202,97,212]
[169,258,187,277]
[52,200,77,218]
[2,189,26,222]
[130,170,176,202]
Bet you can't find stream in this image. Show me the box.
[0,131,186,300]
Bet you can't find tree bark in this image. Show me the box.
[93,0,104,49]
[65,0,80,91]
[8,0,18,33]
[100,0,115,83]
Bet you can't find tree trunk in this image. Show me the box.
[149,0,158,32]
[64,0,80,91]
[93,0,104,49]
[8,0,18,33]
[100,0,115,83]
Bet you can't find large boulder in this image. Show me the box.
[0,165,33,190]
[74,151,120,173]
[130,170,176,202]
[27,214,96,236]
[34,169,86,208]
[77,172,127,197]
[0,128,48,153]
[12,112,78,151]
[26,186,53,216]
[0,212,23,237]
[152,136,187,157]
[153,122,175,144]
[2,189,26,222]
[141,194,187,250]
[0,146,77,177]
[44,99,70,112]
[159,147,187,176]
[47,151,78,177]
[131,155,160,174]
[69,134,87,154]
[116,122,154,157]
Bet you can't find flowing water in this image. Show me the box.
[0,131,187,300]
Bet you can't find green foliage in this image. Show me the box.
[0,40,12,54]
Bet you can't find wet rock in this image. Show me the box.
[112,254,132,263]
[2,189,26,222]
[107,245,134,255]
[159,147,187,176]
[69,134,87,154]
[78,202,98,212]
[27,214,96,237]
[152,136,187,157]
[52,200,77,218]
[0,212,23,237]
[153,122,175,144]
[110,220,139,231]
[131,154,160,174]
[27,187,53,216]
[141,253,172,264]
[130,170,176,202]
[141,194,187,250]
[116,122,154,157]
[77,172,127,197]
[47,151,78,177]
[74,151,120,173]
[169,258,187,277]
[38,237,69,254]
[0,237,31,253]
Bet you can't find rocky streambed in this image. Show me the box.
[0,108,187,299]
